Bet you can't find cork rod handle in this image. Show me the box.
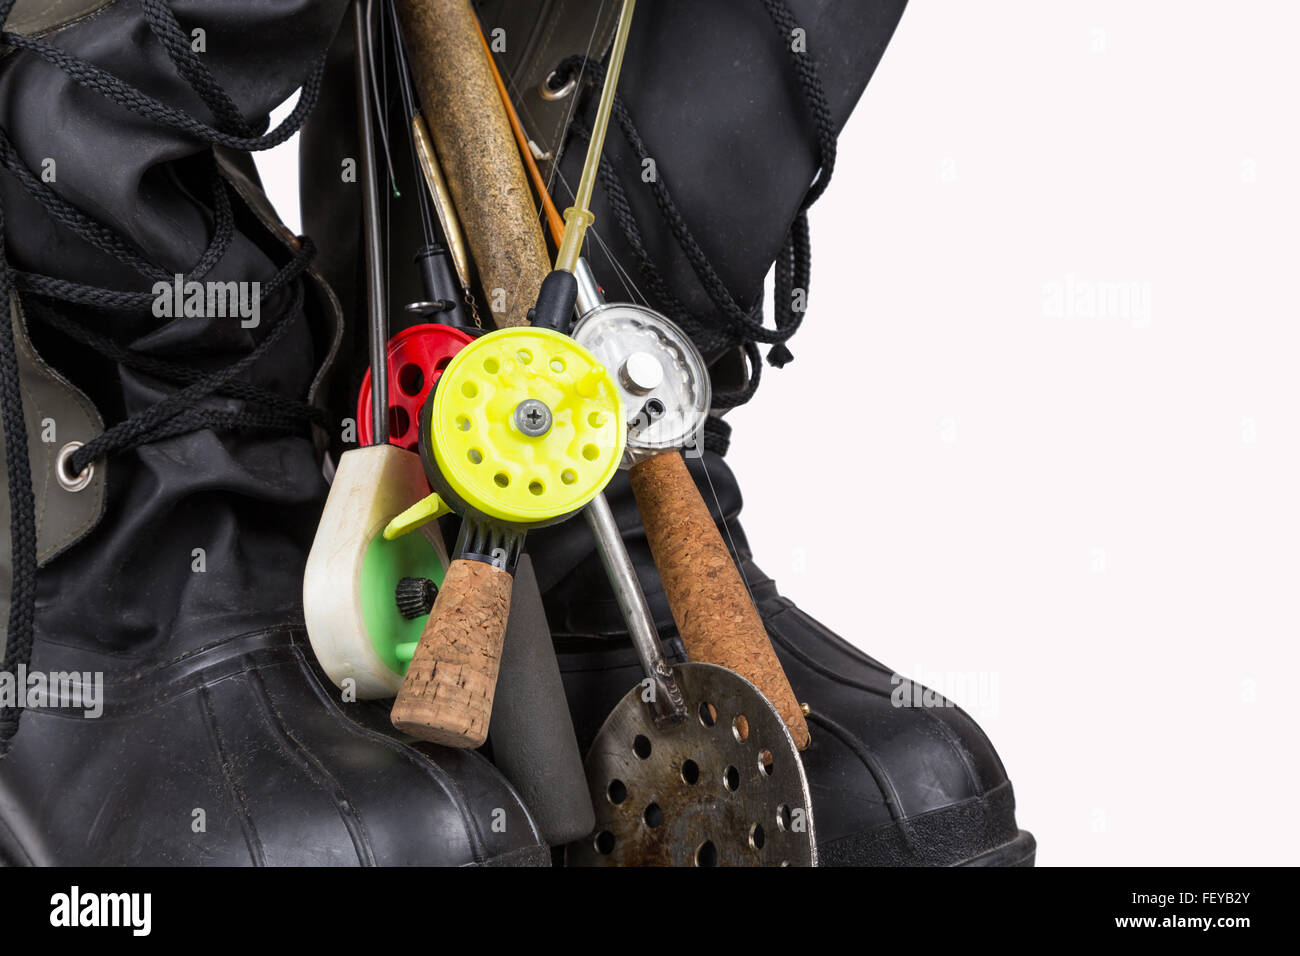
[629,452,811,749]
[391,558,513,748]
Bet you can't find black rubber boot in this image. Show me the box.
[0,0,546,866]
[532,454,1036,867]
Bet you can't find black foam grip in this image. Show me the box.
[489,555,596,846]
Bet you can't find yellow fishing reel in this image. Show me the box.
[424,325,624,527]
[386,326,624,537]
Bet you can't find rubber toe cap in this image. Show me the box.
[0,629,548,866]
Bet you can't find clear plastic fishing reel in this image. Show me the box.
[570,304,711,465]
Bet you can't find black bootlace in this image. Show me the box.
[554,0,838,454]
[0,0,328,752]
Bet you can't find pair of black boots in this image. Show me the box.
[0,0,1031,865]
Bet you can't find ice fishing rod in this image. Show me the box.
[547,63,816,858]
[382,0,638,748]
[358,0,388,446]
[304,0,454,700]
[572,294,811,749]
[470,0,686,724]
[491,21,811,749]
[391,0,814,864]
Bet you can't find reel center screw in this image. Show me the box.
[514,398,554,437]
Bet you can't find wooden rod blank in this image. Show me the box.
[395,0,550,328]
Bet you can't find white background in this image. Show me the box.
[257,0,1300,865]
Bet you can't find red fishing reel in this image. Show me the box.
[357,323,476,449]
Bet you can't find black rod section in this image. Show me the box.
[355,0,389,444]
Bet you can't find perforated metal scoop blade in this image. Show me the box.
[566,662,816,867]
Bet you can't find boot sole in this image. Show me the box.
[0,822,551,868]
[957,829,1037,867]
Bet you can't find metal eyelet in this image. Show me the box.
[539,70,577,101]
[55,441,94,493]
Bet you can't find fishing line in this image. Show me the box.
[380,1,396,411]
[389,0,436,247]
[541,0,608,202]
[477,25,648,311]
[475,2,646,312]
[365,0,399,198]
[487,78,631,310]
[388,0,483,325]
[494,56,647,312]
[699,446,758,604]
[549,164,643,306]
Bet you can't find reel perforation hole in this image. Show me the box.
[388,406,410,441]
[398,363,424,396]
